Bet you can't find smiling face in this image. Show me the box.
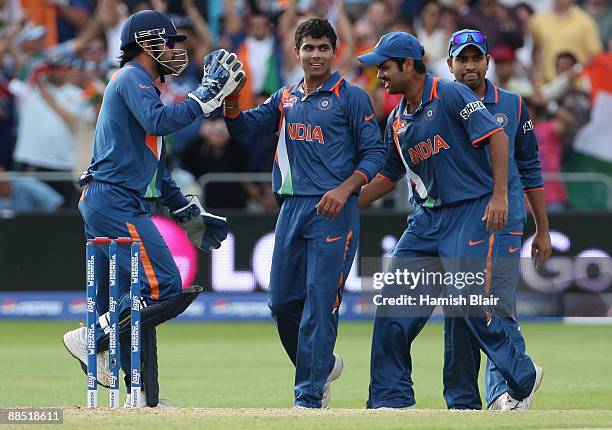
[447,45,489,91]
[296,35,335,82]
[376,59,410,94]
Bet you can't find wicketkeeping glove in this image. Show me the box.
[170,195,228,251]
[188,49,245,116]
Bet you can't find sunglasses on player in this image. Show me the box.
[449,31,487,52]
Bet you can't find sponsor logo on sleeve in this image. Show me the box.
[522,119,534,134]
[459,101,486,120]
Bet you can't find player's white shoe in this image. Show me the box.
[124,391,176,408]
[321,353,343,408]
[62,326,111,388]
[488,364,543,411]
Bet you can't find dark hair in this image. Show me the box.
[514,2,534,16]
[119,43,143,67]
[294,18,337,52]
[390,57,427,74]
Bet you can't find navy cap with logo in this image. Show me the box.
[357,32,425,66]
[120,10,187,50]
[448,29,488,57]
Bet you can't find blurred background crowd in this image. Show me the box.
[0,0,611,214]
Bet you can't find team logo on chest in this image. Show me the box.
[494,112,509,128]
[317,96,333,110]
[424,106,436,121]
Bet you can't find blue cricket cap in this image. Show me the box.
[449,29,488,57]
[357,32,425,66]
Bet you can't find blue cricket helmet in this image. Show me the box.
[120,10,187,51]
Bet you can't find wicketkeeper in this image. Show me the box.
[62,10,242,407]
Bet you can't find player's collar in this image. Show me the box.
[398,74,439,118]
[482,79,499,104]
[421,73,441,106]
[290,71,343,96]
[127,61,150,76]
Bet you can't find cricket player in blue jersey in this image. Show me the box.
[444,29,552,411]
[357,32,543,410]
[224,19,386,408]
[62,10,243,407]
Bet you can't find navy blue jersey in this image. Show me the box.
[481,80,544,220]
[224,72,386,196]
[379,74,505,208]
[88,61,202,209]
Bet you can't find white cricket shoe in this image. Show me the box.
[488,364,543,411]
[63,326,111,388]
[321,354,343,408]
[124,391,176,408]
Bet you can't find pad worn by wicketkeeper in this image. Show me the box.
[62,9,243,407]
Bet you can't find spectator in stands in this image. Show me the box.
[20,0,91,45]
[584,0,612,50]
[491,44,533,96]
[0,166,65,213]
[179,117,249,210]
[513,2,535,81]
[540,52,592,160]
[526,97,573,211]
[416,0,448,66]
[224,0,282,109]
[354,0,393,50]
[51,0,93,43]
[11,58,93,207]
[343,0,371,22]
[530,0,603,83]
[459,0,524,51]
[440,4,460,36]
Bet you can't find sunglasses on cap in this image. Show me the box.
[449,30,487,52]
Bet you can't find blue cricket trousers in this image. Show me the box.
[367,195,536,409]
[443,220,526,409]
[268,195,359,407]
[79,180,182,376]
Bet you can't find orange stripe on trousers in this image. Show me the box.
[485,233,495,323]
[333,230,354,311]
[127,222,160,300]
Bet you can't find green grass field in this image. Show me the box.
[1,321,611,429]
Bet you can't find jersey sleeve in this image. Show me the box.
[117,69,201,136]
[224,88,283,138]
[378,111,406,182]
[346,86,386,183]
[158,163,189,211]
[442,82,504,147]
[514,97,544,192]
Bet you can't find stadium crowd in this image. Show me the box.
[0,0,611,213]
